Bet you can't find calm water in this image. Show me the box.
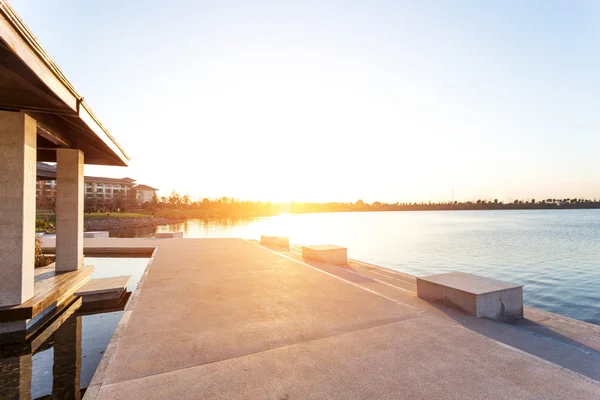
[1,258,149,398]
[113,210,600,325]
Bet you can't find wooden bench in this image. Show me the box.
[0,265,93,322]
[416,272,523,321]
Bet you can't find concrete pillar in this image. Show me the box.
[0,111,36,306]
[56,149,84,272]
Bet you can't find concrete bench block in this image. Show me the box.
[84,231,109,238]
[260,236,289,248]
[302,245,347,265]
[75,276,131,303]
[155,232,183,239]
[416,272,523,322]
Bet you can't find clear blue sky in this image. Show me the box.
[12,0,600,202]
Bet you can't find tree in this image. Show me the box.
[84,196,98,212]
[115,190,125,211]
[169,191,182,208]
[37,182,56,212]
[126,188,138,210]
[182,194,191,208]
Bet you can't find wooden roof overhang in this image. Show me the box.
[0,1,129,166]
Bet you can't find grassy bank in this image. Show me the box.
[36,211,161,232]
[85,212,148,219]
[138,209,279,219]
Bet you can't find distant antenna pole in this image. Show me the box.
[452,188,454,203]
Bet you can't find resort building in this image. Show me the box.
[133,184,159,203]
[35,162,157,207]
[84,176,136,202]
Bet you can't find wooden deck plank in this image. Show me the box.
[42,246,155,258]
[0,265,93,321]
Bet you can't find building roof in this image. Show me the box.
[85,176,136,185]
[36,162,56,180]
[0,2,129,166]
[133,184,158,191]
[36,163,136,185]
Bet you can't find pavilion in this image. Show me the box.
[0,0,128,320]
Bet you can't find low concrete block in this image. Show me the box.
[155,232,183,239]
[302,245,347,265]
[84,231,109,238]
[416,272,523,322]
[75,276,131,304]
[260,236,290,248]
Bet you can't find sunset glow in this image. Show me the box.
[13,0,600,203]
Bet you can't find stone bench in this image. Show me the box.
[302,245,347,265]
[416,272,523,322]
[84,231,109,238]
[75,276,131,303]
[155,232,183,239]
[260,236,289,248]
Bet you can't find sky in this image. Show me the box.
[10,0,600,203]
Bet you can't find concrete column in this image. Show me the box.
[0,111,36,306]
[56,149,84,272]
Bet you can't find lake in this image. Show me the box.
[111,210,600,325]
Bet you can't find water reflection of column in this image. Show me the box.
[53,315,82,400]
[0,351,32,399]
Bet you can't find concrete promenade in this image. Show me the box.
[54,237,600,399]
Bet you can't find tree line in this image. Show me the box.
[146,192,600,217]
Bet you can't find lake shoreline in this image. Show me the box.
[84,207,600,231]
[84,216,185,231]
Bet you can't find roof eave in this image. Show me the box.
[0,1,130,166]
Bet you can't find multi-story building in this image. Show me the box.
[83,176,136,202]
[36,163,157,208]
[133,184,159,204]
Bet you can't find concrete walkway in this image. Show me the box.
[68,238,600,399]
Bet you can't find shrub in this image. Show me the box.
[35,235,52,268]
